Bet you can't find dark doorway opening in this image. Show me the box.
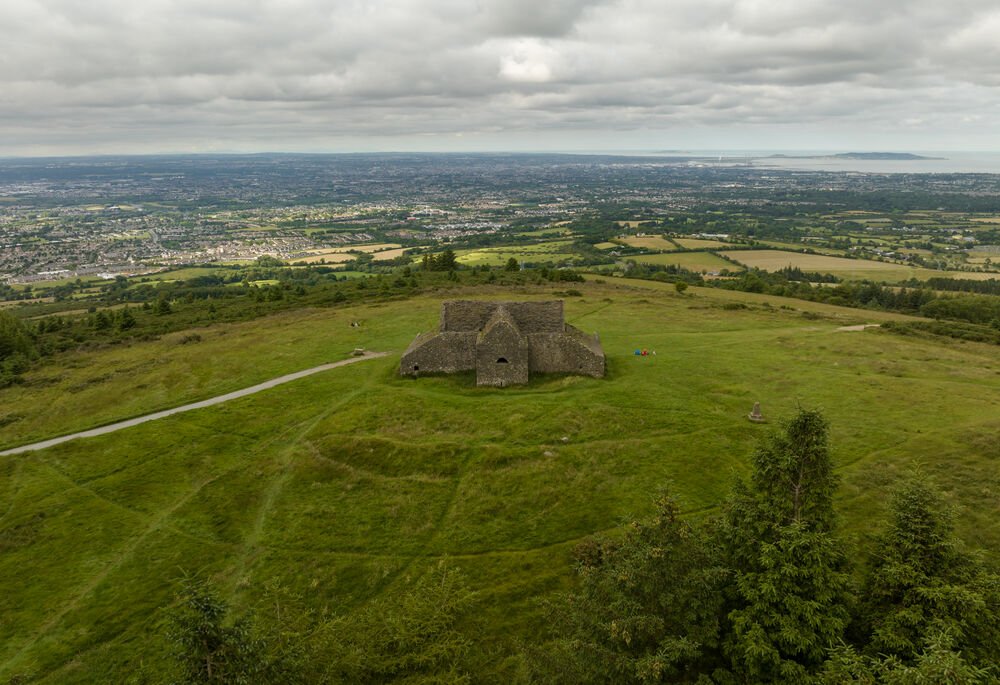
[496,357,509,364]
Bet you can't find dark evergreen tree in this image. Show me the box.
[436,248,458,271]
[116,307,137,331]
[858,474,1000,670]
[822,631,993,684]
[536,493,725,684]
[0,310,35,362]
[93,310,111,331]
[166,576,300,684]
[719,409,852,683]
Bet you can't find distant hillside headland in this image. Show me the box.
[768,152,945,161]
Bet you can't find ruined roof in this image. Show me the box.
[479,304,520,340]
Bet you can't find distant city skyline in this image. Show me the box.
[2,0,999,157]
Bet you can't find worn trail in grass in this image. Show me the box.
[0,352,387,456]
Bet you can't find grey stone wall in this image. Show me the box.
[399,331,476,375]
[440,301,493,332]
[440,300,564,333]
[528,328,605,378]
[476,313,530,386]
[504,301,564,333]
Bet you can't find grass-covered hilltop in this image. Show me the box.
[1,267,998,683]
[3,154,1000,682]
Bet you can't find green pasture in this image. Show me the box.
[672,237,729,250]
[136,267,234,283]
[456,240,579,267]
[1,282,1000,681]
[756,240,848,256]
[514,227,574,237]
[9,275,105,290]
[722,249,1000,282]
[617,235,677,251]
[634,251,737,272]
[845,235,894,245]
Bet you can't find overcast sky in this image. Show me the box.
[2,0,999,156]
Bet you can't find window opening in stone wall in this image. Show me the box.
[496,357,508,364]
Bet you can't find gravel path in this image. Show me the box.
[0,351,388,457]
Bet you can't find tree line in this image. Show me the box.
[703,269,1000,341]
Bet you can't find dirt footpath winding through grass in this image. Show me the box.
[0,351,388,457]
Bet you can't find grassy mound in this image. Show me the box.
[1,280,999,681]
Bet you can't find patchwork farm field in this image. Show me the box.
[720,249,914,279]
[2,281,1000,681]
[294,243,407,264]
[756,240,848,256]
[721,249,1000,281]
[327,243,402,253]
[617,235,677,250]
[456,240,579,266]
[290,250,356,264]
[672,237,731,250]
[634,250,737,272]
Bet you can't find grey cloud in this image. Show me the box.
[1,0,999,154]
[478,0,608,37]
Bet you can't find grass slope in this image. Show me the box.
[2,282,999,681]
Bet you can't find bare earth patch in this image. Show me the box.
[836,324,882,332]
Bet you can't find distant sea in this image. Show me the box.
[745,151,1000,174]
[581,150,1000,174]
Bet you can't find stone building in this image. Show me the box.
[399,300,605,387]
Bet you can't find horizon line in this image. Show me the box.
[2,148,995,161]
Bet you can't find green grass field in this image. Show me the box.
[2,282,1000,681]
[634,251,738,272]
[456,240,579,267]
[672,237,730,250]
[137,267,234,282]
[515,227,574,238]
[617,235,677,250]
[721,249,1000,282]
[756,240,848,256]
